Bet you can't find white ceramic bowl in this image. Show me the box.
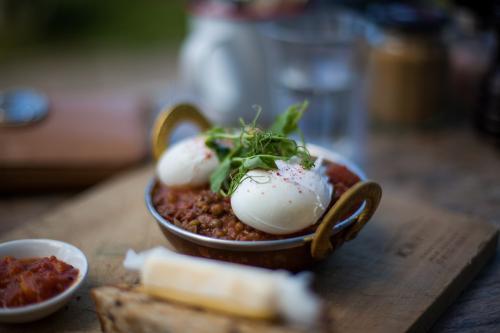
[0,239,88,323]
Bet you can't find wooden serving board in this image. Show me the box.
[0,166,497,333]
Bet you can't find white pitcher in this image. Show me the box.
[180,15,272,126]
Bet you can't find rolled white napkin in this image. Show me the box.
[124,247,321,327]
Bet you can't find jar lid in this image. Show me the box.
[368,4,448,34]
[0,89,49,127]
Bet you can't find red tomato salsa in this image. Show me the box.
[0,256,79,308]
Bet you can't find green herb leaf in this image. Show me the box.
[242,156,277,170]
[209,158,231,193]
[204,102,313,196]
[205,128,231,161]
[270,101,308,136]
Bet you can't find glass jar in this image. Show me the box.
[368,4,449,126]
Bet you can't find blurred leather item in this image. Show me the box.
[0,92,150,192]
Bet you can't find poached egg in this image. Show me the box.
[156,136,218,188]
[231,160,333,234]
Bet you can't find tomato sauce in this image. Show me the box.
[0,256,79,308]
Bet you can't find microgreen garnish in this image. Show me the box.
[205,101,314,196]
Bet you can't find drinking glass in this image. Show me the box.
[260,8,371,163]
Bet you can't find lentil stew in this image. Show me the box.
[152,162,360,241]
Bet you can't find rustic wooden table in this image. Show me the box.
[1,128,498,332]
[368,129,500,333]
[1,50,499,332]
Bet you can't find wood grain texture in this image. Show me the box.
[0,161,497,333]
[91,286,318,333]
[366,130,500,333]
[0,92,150,191]
[313,190,497,333]
[0,193,72,234]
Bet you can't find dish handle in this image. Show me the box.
[311,181,382,260]
[151,104,212,160]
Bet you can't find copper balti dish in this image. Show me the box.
[145,104,382,271]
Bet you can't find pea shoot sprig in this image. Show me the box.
[205,101,314,196]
